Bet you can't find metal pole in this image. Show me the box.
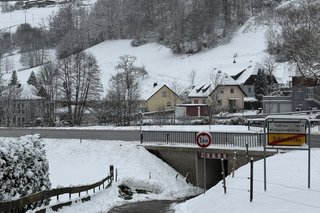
[221,159,226,194]
[308,121,311,189]
[264,120,267,191]
[232,151,237,178]
[203,148,206,194]
[250,157,254,202]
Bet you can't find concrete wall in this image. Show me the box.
[146,146,274,189]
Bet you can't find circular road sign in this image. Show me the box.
[196,132,212,148]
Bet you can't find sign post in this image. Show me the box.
[264,116,311,190]
[196,132,212,193]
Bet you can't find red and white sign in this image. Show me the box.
[196,132,212,148]
[199,152,227,159]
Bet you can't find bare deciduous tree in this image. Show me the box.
[107,55,148,125]
[57,52,103,126]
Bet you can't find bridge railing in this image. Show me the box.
[142,131,263,147]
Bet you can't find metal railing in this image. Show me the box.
[142,131,263,147]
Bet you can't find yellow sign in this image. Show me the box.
[268,133,306,146]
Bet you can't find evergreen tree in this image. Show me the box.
[27,71,38,88]
[37,85,48,99]
[254,69,267,105]
[9,70,19,86]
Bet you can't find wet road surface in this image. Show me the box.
[108,199,187,213]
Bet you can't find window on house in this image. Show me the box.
[194,99,199,104]
[229,99,236,107]
[167,102,171,107]
[162,91,167,97]
[306,87,314,99]
[230,88,234,94]
[218,99,222,106]
[248,87,251,93]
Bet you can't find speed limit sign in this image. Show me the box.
[196,132,212,148]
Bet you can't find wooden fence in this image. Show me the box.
[0,168,114,213]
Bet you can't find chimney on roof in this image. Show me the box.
[153,82,158,87]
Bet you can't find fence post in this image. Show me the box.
[245,143,249,163]
[110,165,114,181]
[232,151,237,178]
[221,159,226,194]
[115,169,118,182]
[250,157,254,202]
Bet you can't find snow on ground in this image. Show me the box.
[42,138,201,212]
[0,6,59,30]
[35,124,261,133]
[2,11,292,96]
[3,122,320,212]
[175,149,320,213]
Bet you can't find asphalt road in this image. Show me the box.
[0,128,141,141]
[108,200,177,213]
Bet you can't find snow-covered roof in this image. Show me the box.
[188,83,212,98]
[232,62,263,84]
[218,72,240,85]
[140,83,175,100]
[189,73,239,98]
[20,84,43,100]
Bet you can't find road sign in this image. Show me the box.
[268,133,306,146]
[268,121,306,146]
[199,152,227,159]
[196,132,212,148]
[268,122,305,134]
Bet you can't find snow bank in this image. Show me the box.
[0,135,51,202]
[42,139,201,212]
[175,149,320,213]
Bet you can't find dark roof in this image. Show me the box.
[231,69,246,80]
[243,74,278,85]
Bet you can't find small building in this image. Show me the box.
[208,73,247,113]
[0,84,46,127]
[178,73,247,117]
[188,84,212,105]
[262,76,320,113]
[140,83,182,112]
[231,62,278,97]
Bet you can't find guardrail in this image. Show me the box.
[142,131,263,147]
[0,169,114,213]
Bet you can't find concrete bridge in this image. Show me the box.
[142,131,281,189]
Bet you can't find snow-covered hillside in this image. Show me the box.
[2,10,292,97]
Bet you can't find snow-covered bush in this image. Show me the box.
[0,135,51,203]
